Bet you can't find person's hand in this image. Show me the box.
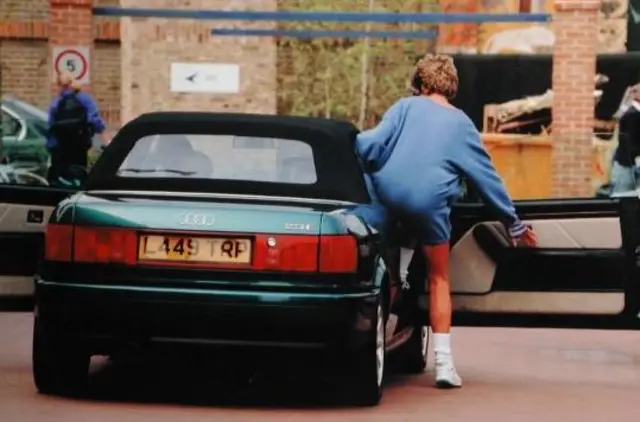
[512,226,537,247]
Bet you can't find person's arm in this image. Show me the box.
[354,99,405,173]
[78,93,108,143]
[451,118,527,238]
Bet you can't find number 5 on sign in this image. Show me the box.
[52,46,91,85]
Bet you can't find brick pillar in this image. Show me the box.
[49,0,94,95]
[551,0,600,197]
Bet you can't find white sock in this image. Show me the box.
[432,332,452,355]
[399,247,413,282]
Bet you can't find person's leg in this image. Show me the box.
[399,245,415,286]
[422,241,461,388]
[423,243,452,333]
[414,203,462,388]
[396,220,416,287]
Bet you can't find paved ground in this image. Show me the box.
[2,311,640,422]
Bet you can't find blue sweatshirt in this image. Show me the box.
[47,89,106,149]
[354,96,526,244]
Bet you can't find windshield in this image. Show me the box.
[116,134,318,184]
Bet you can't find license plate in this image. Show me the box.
[138,234,252,265]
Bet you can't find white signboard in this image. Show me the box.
[52,46,90,85]
[170,63,240,94]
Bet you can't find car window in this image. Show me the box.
[117,134,318,184]
[1,109,23,139]
[5,98,48,121]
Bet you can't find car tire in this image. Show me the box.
[32,316,90,397]
[392,325,428,374]
[347,300,387,407]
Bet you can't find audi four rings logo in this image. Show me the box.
[178,213,215,226]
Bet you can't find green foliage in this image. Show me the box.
[277,1,439,128]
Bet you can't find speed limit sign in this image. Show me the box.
[52,46,90,85]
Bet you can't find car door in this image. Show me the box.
[0,106,76,299]
[410,195,640,330]
[0,185,76,299]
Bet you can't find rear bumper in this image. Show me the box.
[35,279,379,353]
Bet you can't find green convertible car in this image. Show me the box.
[32,112,428,406]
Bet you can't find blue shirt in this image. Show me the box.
[354,96,526,243]
[47,89,106,149]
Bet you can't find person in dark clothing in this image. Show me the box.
[611,86,640,194]
[47,71,108,185]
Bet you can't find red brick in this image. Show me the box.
[551,0,599,198]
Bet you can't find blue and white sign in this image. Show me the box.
[170,62,240,94]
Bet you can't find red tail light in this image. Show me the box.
[254,235,319,272]
[73,226,137,265]
[44,223,73,261]
[254,234,358,273]
[319,235,358,273]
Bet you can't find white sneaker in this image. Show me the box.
[434,357,462,389]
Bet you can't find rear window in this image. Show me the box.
[116,134,317,184]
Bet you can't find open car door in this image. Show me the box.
[410,196,640,329]
[0,185,76,300]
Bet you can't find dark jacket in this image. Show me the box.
[615,103,640,167]
[46,88,106,149]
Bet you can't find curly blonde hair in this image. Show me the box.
[413,54,459,100]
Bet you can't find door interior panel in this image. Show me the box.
[419,291,625,315]
[0,186,74,299]
[0,204,55,295]
[0,276,37,296]
[408,199,632,324]
[449,218,626,315]
[0,203,53,233]
[445,217,625,295]
[471,220,625,291]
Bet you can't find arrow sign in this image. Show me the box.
[186,72,198,83]
[170,63,239,94]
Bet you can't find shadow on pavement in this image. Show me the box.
[78,348,406,409]
[0,298,34,312]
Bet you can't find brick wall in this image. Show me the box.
[0,40,50,109]
[1,0,277,131]
[0,0,48,20]
[119,0,277,123]
[551,0,600,198]
[0,0,121,124]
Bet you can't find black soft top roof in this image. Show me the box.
[85,112,370,203]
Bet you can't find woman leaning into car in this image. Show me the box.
[354,54,537,388]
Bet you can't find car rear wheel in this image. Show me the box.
[32,316,90,397]
[347,301,386,407]
[392,325,428,374]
